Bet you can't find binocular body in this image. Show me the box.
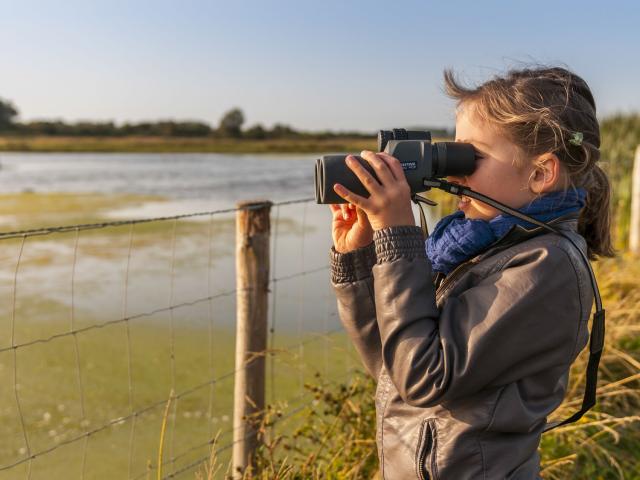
[315,129,477,204]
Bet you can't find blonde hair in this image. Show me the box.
[444,66,615,260]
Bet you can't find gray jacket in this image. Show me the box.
[330,214,592,479]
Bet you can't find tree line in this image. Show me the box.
[0,99,363,139]
[0,98,454,139]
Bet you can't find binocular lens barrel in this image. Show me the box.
[433,142,478,177]
[315,140,476,204]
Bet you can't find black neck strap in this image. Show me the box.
[415,179,605,432]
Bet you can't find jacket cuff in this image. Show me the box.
[374,225,427,263]
[330,243,376,283]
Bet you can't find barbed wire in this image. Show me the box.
[0,197,314,240]
[159,399,313,480]
[0,326,345,473]
[157,368,358,480]
[0,266,328,354]
[135,388,317,480]
[0,194,344,478]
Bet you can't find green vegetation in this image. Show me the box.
[600,114,640,250]
[194,254,640,479]
[0,99,453,153]
[0,99,18,131]
[0,100,380,148]
[0,135,378,154]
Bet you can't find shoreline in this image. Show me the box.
[0,135,380,154]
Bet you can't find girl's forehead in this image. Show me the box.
[455,101,486,126]
[455,105,505,145]
[455,108,490,139]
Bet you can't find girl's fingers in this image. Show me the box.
[329,204,344,221]
[341,203,350,220]
[362,150,396,184]
[345,155,382,195]
[333,183,369,209]
[355,207,371,228]
[377,152,405,181]
[329,203,357,221]
[329,203,351,221]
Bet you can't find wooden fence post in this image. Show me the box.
[631,146,640,255]
[232,200,272,477]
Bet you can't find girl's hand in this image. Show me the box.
[333,151,415,231]
[329,202,374,254]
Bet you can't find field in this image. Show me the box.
[0,136,377,154]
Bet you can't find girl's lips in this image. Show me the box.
[458,195,471,210]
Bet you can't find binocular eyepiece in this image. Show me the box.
[315,128,478,204]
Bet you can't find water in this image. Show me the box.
[0,152,316,214]
[0,152,440,333]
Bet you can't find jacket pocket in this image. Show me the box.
[415,419,439,480]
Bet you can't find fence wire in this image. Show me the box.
[0,196,357,479]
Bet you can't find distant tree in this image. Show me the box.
[269,123,296,139]
[245,123,266,139]
[218,108,245,137]
[0,98,18,131]
[169,121,212,137]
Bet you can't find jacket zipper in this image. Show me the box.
[435,259,479,304]
[416,419,439,480]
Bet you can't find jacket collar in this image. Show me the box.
[478,211,580,261]
[433,212,581,291]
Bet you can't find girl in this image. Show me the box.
[328,66,614,479]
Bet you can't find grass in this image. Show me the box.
[194,253,640,480]
[537,253,640,479]
[0,136,378,154]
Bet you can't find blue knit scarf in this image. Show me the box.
[426,188,587,275]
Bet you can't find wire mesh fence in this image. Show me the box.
[0,197,358,479]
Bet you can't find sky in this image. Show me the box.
[0,0,639,132]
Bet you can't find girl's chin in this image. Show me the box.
[458,198,477,218]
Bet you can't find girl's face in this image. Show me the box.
[447,104,536,221]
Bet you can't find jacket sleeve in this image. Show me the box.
[372,225,588,408]
[330,243,383,379]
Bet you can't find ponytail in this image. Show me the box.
[578,164,615,259]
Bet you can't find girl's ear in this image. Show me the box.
[527,153,564,194]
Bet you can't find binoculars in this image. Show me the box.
[314,129,477,204]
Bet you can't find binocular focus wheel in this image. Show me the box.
[378,130,393,152]
[392,128,408,141]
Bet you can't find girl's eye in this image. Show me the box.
[473,149,486,161]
